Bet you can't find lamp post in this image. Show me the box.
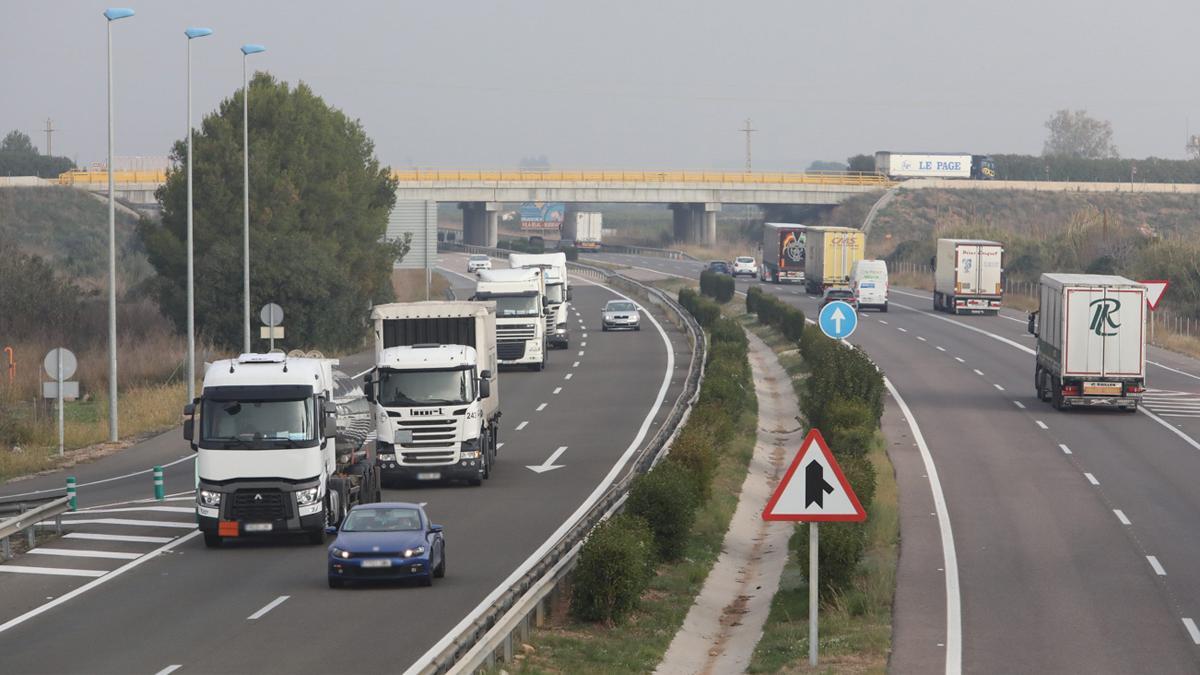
[240,43,266,354]
[104,7,134,442]
[185,27,212,403]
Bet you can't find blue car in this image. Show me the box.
[327,502,445,588]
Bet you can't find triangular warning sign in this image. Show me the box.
[763,428,866,522]
[1139,280,1168,311]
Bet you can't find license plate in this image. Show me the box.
[417,472,441,481]
[361,559,392,568]
[244,523,273,532]
[1083,382,1122,396]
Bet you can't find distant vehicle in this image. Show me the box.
[509,252,571,349]
[601,300,641,331]
[933,238,1004,314]
[705,260,732,276]
[822,287,858,310]
[1028,274,1145,411]
[467,254,491,273]
[475,268,550,371]
[327,502,446,588]
[805,226,865,294]
[851,259,888,312]
[564,212,603,250]
[874,151,996,180]
[732,256,757,278]
[761,222,806,284]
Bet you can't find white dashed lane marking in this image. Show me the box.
[536,403,547,412]
[515,421,529,431]
[1114,509,1131,525]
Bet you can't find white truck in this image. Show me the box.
[184,353,381,547]
[364,301,501,486]
[873,151,996,180]
[851,259,889,312]
[509,252,571,349]
[1028,274,1146,411]
[933,238,1004,314]
[475,268,550,370]
[564,212,603,250]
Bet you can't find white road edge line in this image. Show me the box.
[1183,618,1200,644]
[0,530,202,635]
[884,377,962,675]
[247,595,290,620]
[0,454,196,500]
[1114,509,1132,525]
[1084,473,1099,485]
[404,275,677,675]
[1060,444,1072,455]
[1147,555,1166,576]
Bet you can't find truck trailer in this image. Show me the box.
[761,222,807,284]
[804,226,865,294]
[366,301,501,485]
[874,151,996,180]
[474,268,549,370]
[1028,274,1146,411]
[509,252,571,349]
[933,238,1004,314]
[564,212,603,250]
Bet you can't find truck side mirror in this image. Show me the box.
[1028,311,1039,337]
[182,403,196,443]
[363,376,375,404]
[480,369,492,380]
[480,378,491,399]
[566,289,573,301]
[323,402,338,440]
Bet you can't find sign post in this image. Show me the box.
[1139,280,1168,344]
[42,348,78,456]
[763,428,866,667]
[259,303,285,353]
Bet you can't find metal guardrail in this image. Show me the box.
[422,244,706,674]
[0,495,71,561]
[396,169,890,186]
[594,244,700,261]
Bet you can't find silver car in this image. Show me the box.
[601,300,641,331]
[467,254,492,274]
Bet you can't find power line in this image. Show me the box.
[44,118,56,156]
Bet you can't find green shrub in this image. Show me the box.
[678,287,698,316]
[709,317,748,349]
[819,399,876,458]
[627,461,700,562]
[699,270,715,298]
[781,306,806,341]
[712,274,735,303]
[793,521,868,602]
[570,513,656,624]
[686,401,737,446]
[665,425,717,502]
[692,297,720,328]
[836,453,877,512]
[746,286,763,313]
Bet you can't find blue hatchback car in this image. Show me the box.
[327,502,445,588]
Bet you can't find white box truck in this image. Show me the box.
[874,151,996,179]
[804,226,865,294]
[933,238,1004,314]
[365,301,501,485]
[509,252,571,349]
[761,222,806,284]
[475,268,549,370]
[1028,274,1146,411]
[184,353,381,547]
[564,212,603,250]
[851,259,889,312]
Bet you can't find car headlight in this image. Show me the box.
[296,487,321,506]
[330,546,351,559]
[198,490,221,507]
[403,546,426,558]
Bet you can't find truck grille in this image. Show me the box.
[229,490,291,521]
[400,450,457,465]
[396,418,457,448]
[498,342,527,360]
[498,323,537,341]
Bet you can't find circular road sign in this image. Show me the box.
[260,303,284,327]
[818,301,858,340]
[43,347,78,380]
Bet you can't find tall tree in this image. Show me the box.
[1042,109,1119,159]
[140,72,404,351]
[1,131,36,154]
[0,130,74,177]
[846,154,875,173]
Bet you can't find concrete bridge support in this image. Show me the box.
[669,202,721,245]
[459,202,500,247]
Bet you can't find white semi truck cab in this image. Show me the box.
[508,252,571,349]
[475,268,550,370]
[366,302,501,486]
[184,353,380,548]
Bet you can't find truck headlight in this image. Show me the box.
[198,490,222,507]
[296,487,321,506]
[460,450,481,459]
[403,546,426,558]
[378,453,396,462]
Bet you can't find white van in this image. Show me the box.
[851,259,888,312]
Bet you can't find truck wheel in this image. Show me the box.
[1051,379,1064,410]
[327,479,348,527]
[203,531,222,548]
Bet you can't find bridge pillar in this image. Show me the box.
[669,204,689,243]
[690,205,704,243]
[702,203,721,245]
[458,202,499,247]
[486,207,499,248]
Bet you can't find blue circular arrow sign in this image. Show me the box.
[818,300,858,340]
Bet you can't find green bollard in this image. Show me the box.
[66,476,77,511]
[153,466,164,501]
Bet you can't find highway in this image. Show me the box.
[0,254,692,674]
[584,251,1200,673]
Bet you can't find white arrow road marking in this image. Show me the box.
[527,446,569,474]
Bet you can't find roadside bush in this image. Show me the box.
[686,401,737,447]
[780,306,806,341]
[699,270,714,298]
[627,461,700,562]
[570,513,656,624]
[679,287,720,329]
[819,398,877,459]
[837,453,877,512]
[709,317,748,350]
[803,343,884,430]
[665,424,717,502]
[746,285,763,313]
[712,274,735,303]
[794,521,868,602]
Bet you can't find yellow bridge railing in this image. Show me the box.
[58,170,168,185]
[391,169,891,186]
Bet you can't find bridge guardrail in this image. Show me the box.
[420,244,706,674]
[0,495,70,561]
[396,168,890,186]
[58,170,168,185]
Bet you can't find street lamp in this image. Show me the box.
[240,43,266,354]
[185,27,212,404]
[104,7,134,443]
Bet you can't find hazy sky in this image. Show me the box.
[4,1,1200,171]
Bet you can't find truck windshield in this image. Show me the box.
[492,295,541,317]
[378,368,474,406]
[546,283,564,304]
[200,399,315,448]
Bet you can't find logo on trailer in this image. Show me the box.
[782,232,804,263]
[1089,298,1121,336]
[963,258,973,273]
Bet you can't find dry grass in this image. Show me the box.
[391,268,452,302]
[677,240,757,263]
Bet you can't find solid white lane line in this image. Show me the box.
[515,421,528,431]
[973,369,984,377]
[28,548,140,560]
[1084,473,1099,485]
[75,506,195,514]
[58,518,196,529]
[0,454,196,500]
[1035,421,1048,430]
[1148,360,1200,382]
[936,346,946,352]
[917,336,927,342]
[553,387,562,395]
[565,373,573,380]
[954,357,965,363]
[993,384,1005,391]
[1060,444,1072,455]
[1157,413,1200,418]
[1147,556,1166,576]
[63,533,173,544]
[884,377,961,675]
[154,666,182,675]
[1183,618,1200,644]
[572,361,580,368]
[247,595,290,620]
[1139,407,1200,452]
[898,327,908,333]
[1014,401,1026,409]
[536,403,547,412]
[0,566,107,578]
[1114,509,1131,525]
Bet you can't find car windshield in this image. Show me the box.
[546,283,564,304]
[470,255,488,262]
[378,368,474,406]
[606,302,636,312]
[201,398,314,448]
[341,507,423,532]
[492,295,541,317]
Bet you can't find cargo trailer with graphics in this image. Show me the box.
[760,222,807,284]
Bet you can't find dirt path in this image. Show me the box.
[656,329,800,674]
